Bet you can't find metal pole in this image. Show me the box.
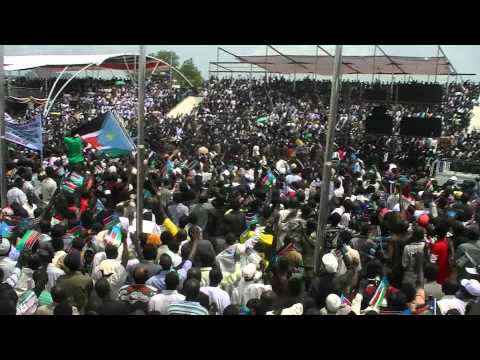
[314,45,343,275]
[136,45,146,238]
[217,47,220,79]
[170,51,173,88]
[0,45,6,208]
[293,64,297,92]
[434,45,440,83]
[314,45,319,91]
[372,45,377,83]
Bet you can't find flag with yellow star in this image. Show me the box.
[75,112,135,157]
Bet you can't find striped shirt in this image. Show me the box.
[167,300,209,315]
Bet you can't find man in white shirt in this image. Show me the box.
[437,280,468,315]
[92,244,128,298]
[231,263,271,307]
[41,167,58,205]
[148,271,185,314]
[200,267,231,315]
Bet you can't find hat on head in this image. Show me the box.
[0,238,11,256]
[418,214,430,227]
[322,253,338,274]
[461,278,480,297]
[326,294,342,313]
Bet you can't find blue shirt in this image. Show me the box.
[146,260,192,292]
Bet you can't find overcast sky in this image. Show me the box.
[5,45,480,81]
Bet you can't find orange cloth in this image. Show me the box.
[147,233,161,246]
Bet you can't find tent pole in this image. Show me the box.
[372,45,377,83]
[314,45,343,275]
[434,45,440,83]
[136,45,146,238]
[217,47,220,79]
[0,45,7,208]
[43,65,69,116]
[170,51,173,88]
[44,64,94,117]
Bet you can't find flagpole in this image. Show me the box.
[0,45,7,208]
[314,45,343,275]
[136,45,146,237]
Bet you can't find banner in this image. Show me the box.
[3,114,43,151]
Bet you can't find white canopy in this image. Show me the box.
[4,53,164,72]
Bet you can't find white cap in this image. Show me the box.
[322,253,338,274]
[461,278,480,296]
[108,165,117,174]
[326,294,342,313]
[450,176,458,182]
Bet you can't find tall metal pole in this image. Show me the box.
[0,45,6,208]
[314,45,343,275]
[314,46,319,92]
[136,45,146,237]
[216,47,220,79]
[170,51,173,88]
[372,45,377,83]
[434,45,440,83]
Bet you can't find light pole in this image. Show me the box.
[136,45,146,237]
[0,45,7,208]
[314,45,343,275]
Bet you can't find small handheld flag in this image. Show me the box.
[103,214,120,230]
[17,230,41,252]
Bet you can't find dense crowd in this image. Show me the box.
[1,75,480,315]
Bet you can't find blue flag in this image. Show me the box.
[3,114,42,151]
[76,112,135,158]
[97,112,135,157]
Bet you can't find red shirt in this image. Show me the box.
[431,238,449,284]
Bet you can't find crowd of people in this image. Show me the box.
[2,74,480,316]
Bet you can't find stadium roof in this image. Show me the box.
[211,46,474,76]
[4,53,168,72]
[235,55,451,75]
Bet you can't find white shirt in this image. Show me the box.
[0,256,17,281]
[200,286,231,315]
[437,295,468,315]
[46,263,65,291]
[92,259,128,296]
[7,187,28,206]
[148,290,185,314]
[334,186,345,198]
[286,174,302,185]
[231,279,272,307]
[157,245,182,268]
[41,178,57,204]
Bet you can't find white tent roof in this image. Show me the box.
[4,53,164,72]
